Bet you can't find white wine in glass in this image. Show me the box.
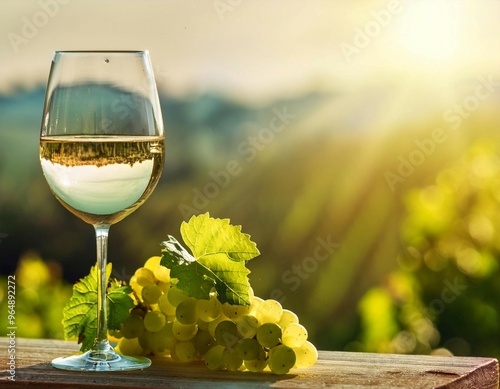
[39,51,165,371]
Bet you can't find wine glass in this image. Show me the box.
[39,51,165,371]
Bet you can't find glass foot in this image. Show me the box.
[51,349,151,371]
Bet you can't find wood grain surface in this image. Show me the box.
[0,338,498,388]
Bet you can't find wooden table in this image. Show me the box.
[0,338,498,388]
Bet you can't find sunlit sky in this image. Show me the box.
[1,0,500,103]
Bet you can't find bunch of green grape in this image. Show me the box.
[112,256,318,374]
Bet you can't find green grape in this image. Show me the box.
[195,329,216,356]
[141,284,162,304]
[118,337,144,356]
[176,297,198,325]
[249,296,264,316]
[149,322,180,355]
[214,320,241,349]
[157,281,170,294]
[170,344,181,361]
[235,337,260,360]
[244,346,267,372]
[109,329,123,339]
[278,309,299,329]
[207,314,228,338]
[282,323,308,348]
[120,314,144,339]
[221,302,251,320]
[155,347,172,358]
[144,256,161,272]
[256,322,282,348]
[236,314,259,338]
[222,347,243,371]
[148,329,169,354]
[158,293,176,316]
[129,275,143,295]
[293,341,318,368]
[138,330,154,353]
[268,344,296,374]
[159,321,177,351]
[203,345,225,370]
[174,340,198,362]
[167,286,189,307]
[134,267,156,287]
[172,319,198,341]
[143,310,166,332]
[256,299,283,324]
[196,298,221,322]
[154,264,171,283]
[197,318,209,332]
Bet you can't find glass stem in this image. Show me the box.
[94,223,111,352]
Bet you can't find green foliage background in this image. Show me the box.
[0,254,71,340]
[356,140,500,358]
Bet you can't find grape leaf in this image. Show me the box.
[62,262,134,351]
[180,212,259,262]
[107,278,134,330]
[160,236,216,300]
[161,213,260,305]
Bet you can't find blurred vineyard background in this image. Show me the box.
[3,0,500,359]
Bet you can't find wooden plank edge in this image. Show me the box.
[434,358,499,389]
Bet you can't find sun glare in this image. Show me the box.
[397,1,461,61]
